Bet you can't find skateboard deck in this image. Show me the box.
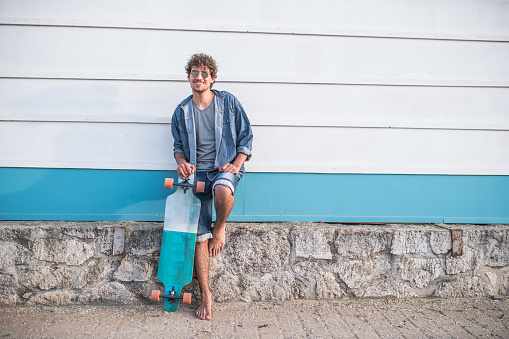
[152,174,204,311]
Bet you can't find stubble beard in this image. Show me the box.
[191,81,210,93]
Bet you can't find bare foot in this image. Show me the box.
[209,226,225,257]
[196,292,212,320]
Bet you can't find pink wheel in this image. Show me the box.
[164,178,174,189]
[195,181,205,193]
[151,290,161,302]
[182,293,192,304]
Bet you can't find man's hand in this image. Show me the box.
[219,153,248,175]
[218,163,239,175]
[177,162,196,179]
[175,152,195,179]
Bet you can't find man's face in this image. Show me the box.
[188,65,215,93]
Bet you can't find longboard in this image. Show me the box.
[151,174,205,311]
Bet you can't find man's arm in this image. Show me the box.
[175,152,196,179]
[218,152,248,175]
[233,99,253,161]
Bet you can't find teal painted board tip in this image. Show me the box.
[158,230,196,311]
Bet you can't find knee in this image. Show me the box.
[214,185,234,204]
[214,184,232,199]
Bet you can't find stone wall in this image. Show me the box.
[0,222,508,305]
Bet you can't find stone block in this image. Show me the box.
[294,229,333,259]
[500,272,509,296]
[98,227,114,255]
[291,261,336,298]
[61,224,96,239]
[397,255,444,288]
[26,290,76,305]
[0,225,32,247]
[446,246,480,275]
[435,275,493,298]
[292,260,323,281]
[221,225,290,275]
[0,241,29,270]
[114,254,154,282]
[78,282,136,304]
[127,224,162,255]
[484,235,509,268]
[19,264,73,290]
[335,256,391,289]
[430,230,451,254]
[31,238,94,266]
[0,267,19,304]
[391,229,431,255]
[485,271,498,290]
[363,280,418,298]
[210,271,241,302]
[316,271,345,299]
[73,259,118,289]
[247,271,299,302]
[335,228,391,259]
[30,225,63,240]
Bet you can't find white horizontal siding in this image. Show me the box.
[0,121,174,170]
[1,121,508,174]
[2,0,508,41]
[1,25,508,86]
[1,0,508,175]
[2,79,509,130]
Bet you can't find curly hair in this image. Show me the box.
[185,53,218,87]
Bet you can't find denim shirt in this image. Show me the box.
[171,90,253,178]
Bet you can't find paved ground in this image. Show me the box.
[0,298,508,338]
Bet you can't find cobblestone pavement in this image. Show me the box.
[0,298,508,338]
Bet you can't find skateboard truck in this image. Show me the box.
[165,178,205,193]
[151,287,192,305]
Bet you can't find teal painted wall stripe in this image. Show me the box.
[0,167,508,223]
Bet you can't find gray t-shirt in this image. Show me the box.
[193,100,216,171]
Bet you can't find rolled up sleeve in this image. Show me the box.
[171,110,184,155]
[235,101,253,161]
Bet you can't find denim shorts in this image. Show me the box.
[193,170,241,242]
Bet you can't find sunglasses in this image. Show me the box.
[190,70,210,78]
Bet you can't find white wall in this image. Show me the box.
[1,0,508,174]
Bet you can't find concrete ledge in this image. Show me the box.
[0,222,508,305]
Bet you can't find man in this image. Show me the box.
[170,53,253,320]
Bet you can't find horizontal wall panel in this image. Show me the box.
[1,25,508,86]
[1,168,508,223]
[0,121,175,170]
[1,121,508,174]
[241,83,509,131]
[1,0,508,40]
[2,79,509,131]
[250,126,509,175]
[0,78,190,123]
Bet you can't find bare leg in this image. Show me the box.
[194,240,212,320]
[209,185,234,257]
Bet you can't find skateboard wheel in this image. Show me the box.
[195,181,205,193]
[182,293,192,304]
[151,290,161,302]
[164,178,174,189]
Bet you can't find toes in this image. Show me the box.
[208,244,223,257]
[196,309,205,320]
[196,307,212,320]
